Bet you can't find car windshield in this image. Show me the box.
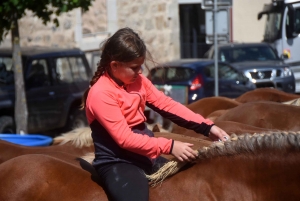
[150,66,195,83]
[219,46,279,63]
[263,12,282,43]
[0,56,14,85]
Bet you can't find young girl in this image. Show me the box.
[82,27,229,201]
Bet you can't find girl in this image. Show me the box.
[82,27,229,201]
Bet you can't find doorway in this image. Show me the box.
[179,3,211,58]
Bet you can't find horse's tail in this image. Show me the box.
[53,127,92,147]
[52,136,64,145]
[80,152,94,164]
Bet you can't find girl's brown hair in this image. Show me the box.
[81,27,149,109]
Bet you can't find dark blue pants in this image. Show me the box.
[96,162,149,201]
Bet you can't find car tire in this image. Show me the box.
[0,116,15,134]
[66,109,88,131]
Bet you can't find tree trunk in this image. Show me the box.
[11,17,28,134]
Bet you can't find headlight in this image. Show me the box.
[281,67,292,77]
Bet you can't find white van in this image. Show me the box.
[258,0,300,93]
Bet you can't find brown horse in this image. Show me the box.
[186,96,240,117]
[215,101,300,131]
[214,121,279,135]
[172,96,240,134]
[235,88,300,103]
[179,120,280,139]
[206,109,228,121]
[0,140,87,167]
[1,131,300,201]
[0,127,212,165]
[0,127,95,166]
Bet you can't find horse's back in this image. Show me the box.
[235,88,300,103]
[0,154,108,201]
[215,101,300,131]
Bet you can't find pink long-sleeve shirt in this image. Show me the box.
[86,72,213,159]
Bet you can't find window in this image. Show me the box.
[264,12,282,42]
[218,64,239,80]
[54,57,88,84]
[55,57,73,83]
[295,8,300,34]
[151,68,165,82]
[69,57,88,82]
[205,64,239,80]
[26,59,50,88]
[219,46,278,62]
[0,57,14,85]
[151,67,194,83]
[286,8,300,37]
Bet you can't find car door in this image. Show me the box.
[44,56,81,129]
[25,58,59,132]
[203,63,252,98]
[218,63,253,98]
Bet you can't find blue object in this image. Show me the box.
[0,134,53,146]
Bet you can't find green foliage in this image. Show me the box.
[0,0,94,42]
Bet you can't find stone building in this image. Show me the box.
[0,0,270,70]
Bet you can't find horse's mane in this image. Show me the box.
[197,131,300,160]
[53,127,93,148]
[147,131,300,186]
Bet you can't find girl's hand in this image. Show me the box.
[171,141,198,162]
[209,125,230,142]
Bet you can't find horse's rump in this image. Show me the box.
[235,88,300,103]
[215,101,300,131]
[0,154,107,201]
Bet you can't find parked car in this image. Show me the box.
[0,46,92,134]
[204,43,295,93]
[149,59,256,105]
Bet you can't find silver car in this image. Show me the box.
[204,43,295,93]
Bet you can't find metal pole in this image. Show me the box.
[214,0,219,96]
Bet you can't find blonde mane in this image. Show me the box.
[197,131,300,160]
[53,127,93,148]
[147,131,300,186]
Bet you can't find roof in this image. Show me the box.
[161,58,214,67]
[217,42,271,49]
[0,46,84,57]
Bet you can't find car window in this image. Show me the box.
[295,8,300,34]
[151,67,194,82]
[26,59,50,88]
[53,56,88,84]
[151,68,165,82]
[219,64,239,80]
[0,57,14,85]
[219,46,278,62]
[69,57,88,81]
[204,64,240,80]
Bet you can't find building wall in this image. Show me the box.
[0,0,108,49]
[0,0,272,63]
[117,0,180,64]
[232,0,270,42]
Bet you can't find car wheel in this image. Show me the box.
[0,116,15,134]
[66,109,88,131]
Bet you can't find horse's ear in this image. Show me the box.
[152,124,160,132]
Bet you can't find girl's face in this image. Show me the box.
[111,56,145,85]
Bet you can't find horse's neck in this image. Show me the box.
[0,140,60,162]
[153,149,300,200]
